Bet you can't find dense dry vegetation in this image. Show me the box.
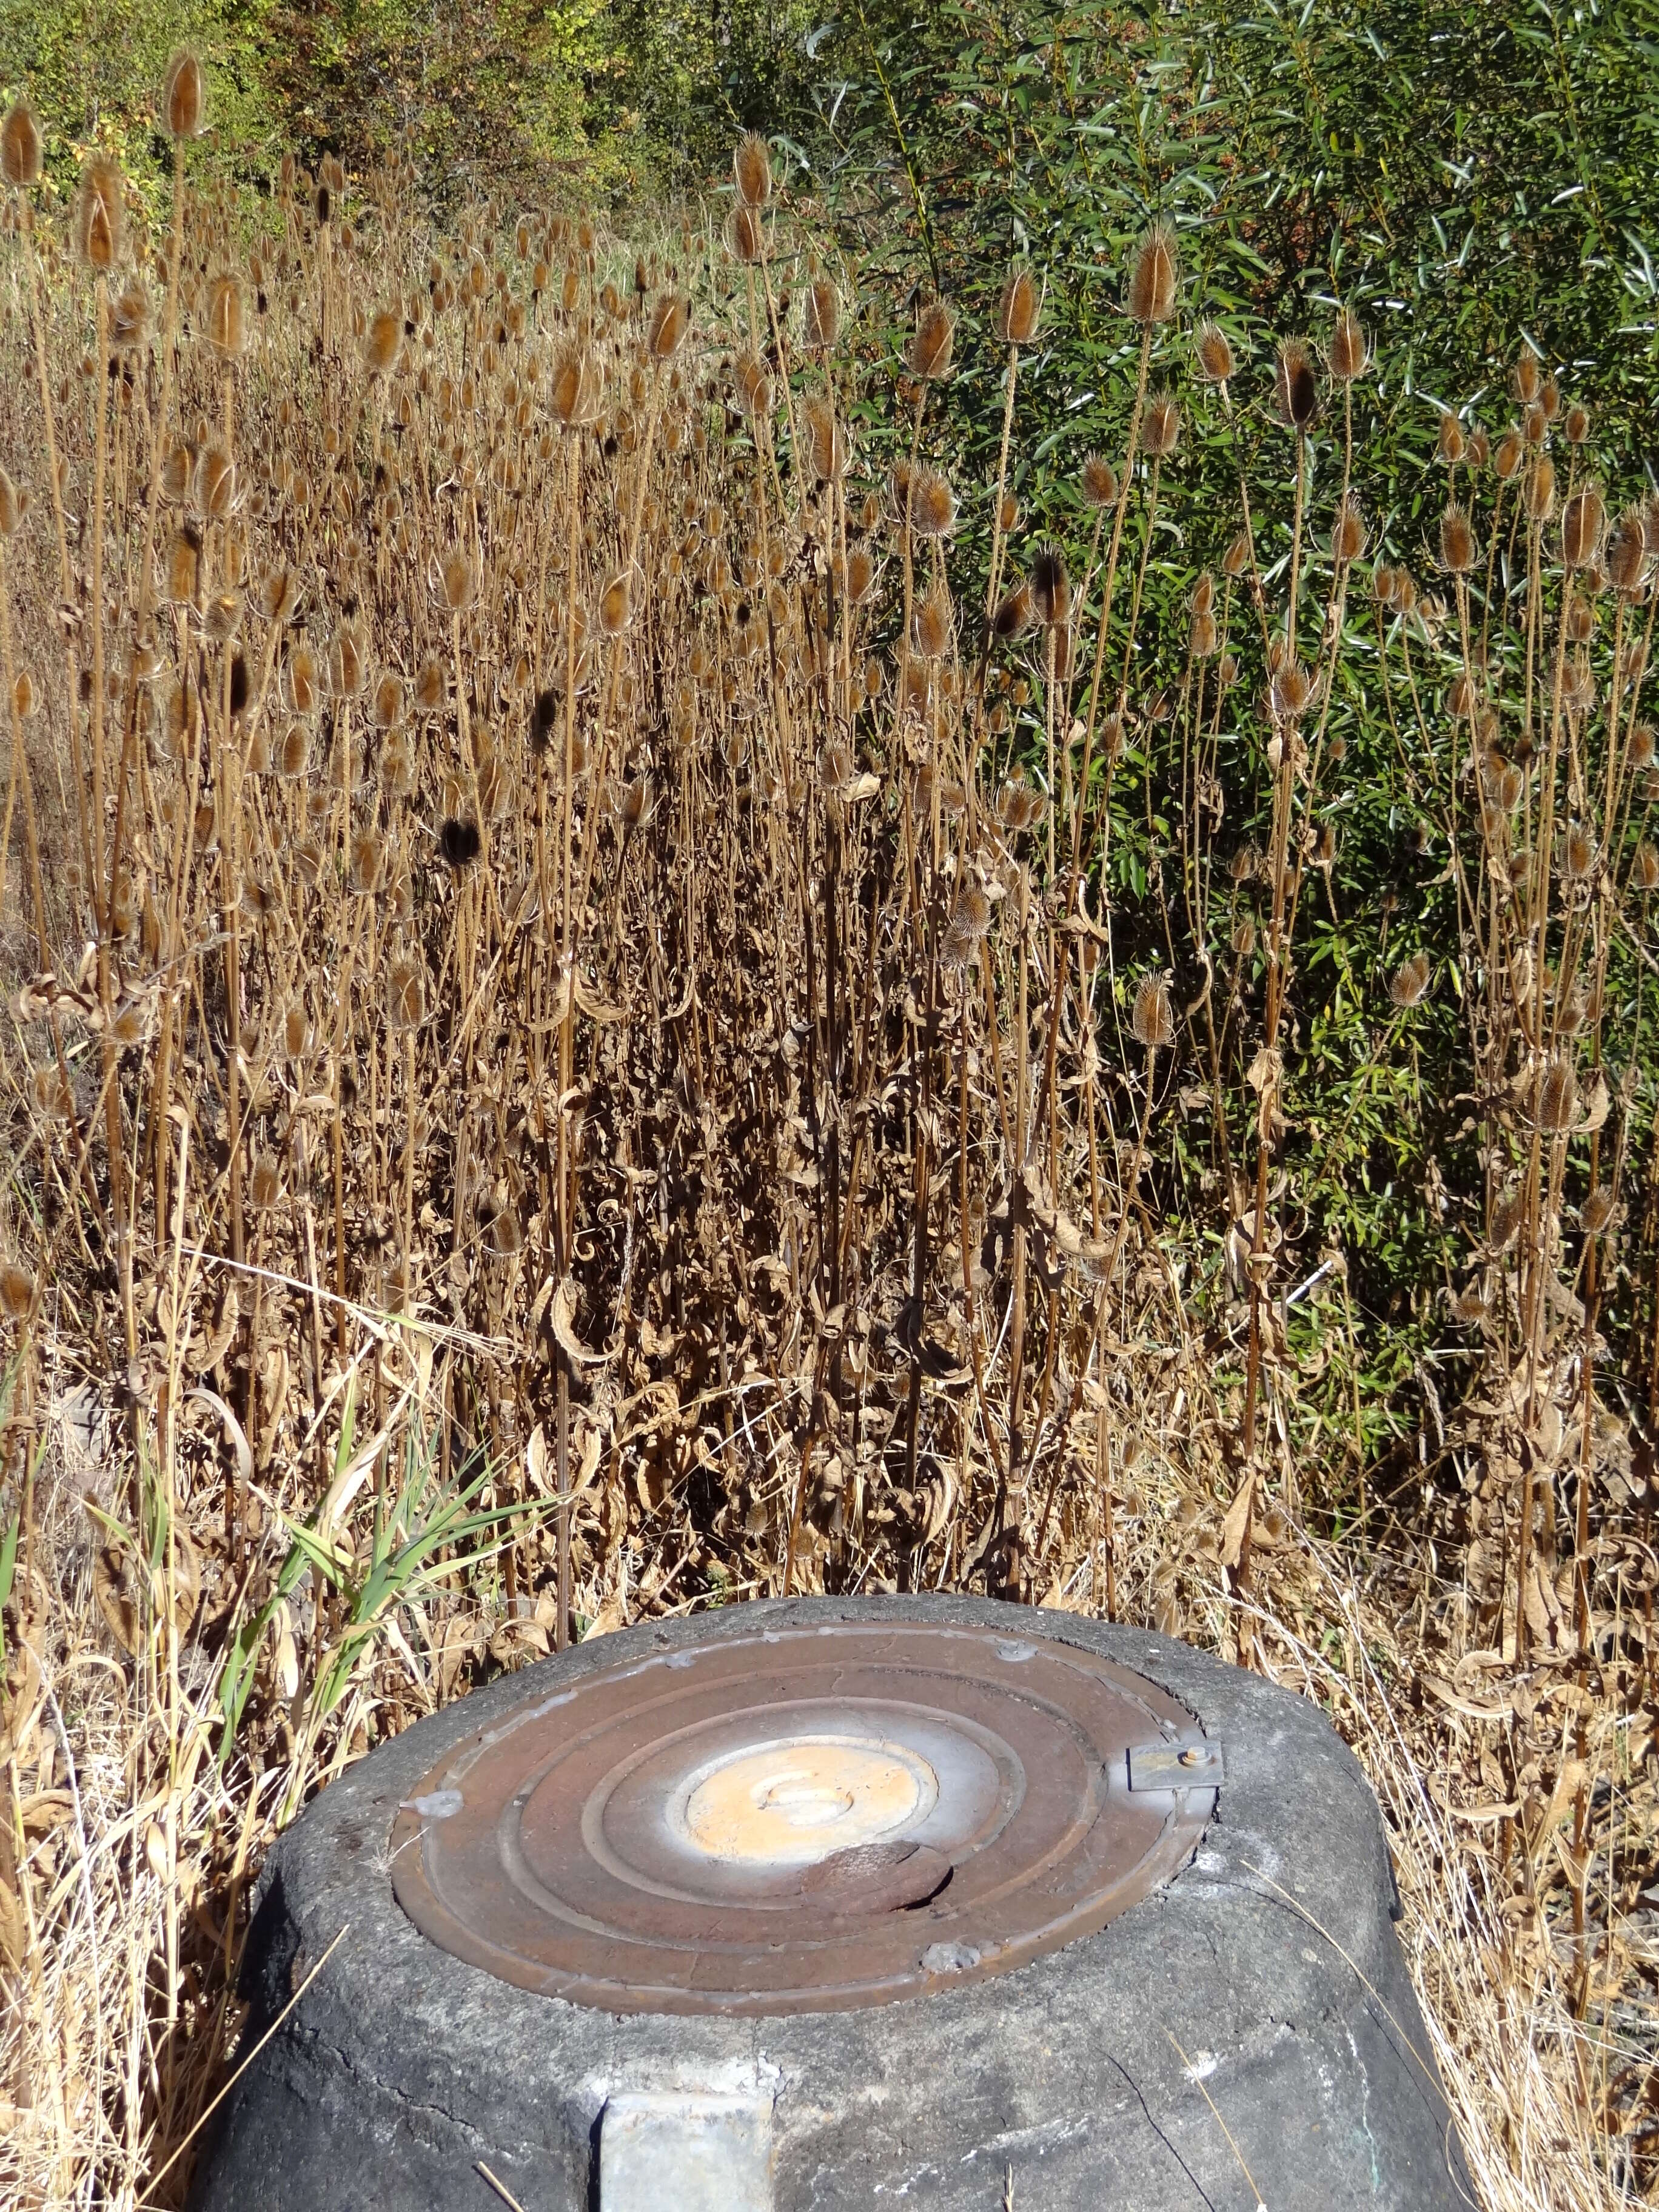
[0,53,1655,2210]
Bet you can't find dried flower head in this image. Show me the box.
[110,281,152,350]
[1081,454,1119,509]
[997,266,1041,346]
[1435,412,1466,467]
[0,467,29,538]
[78,153,125,270]
[164,52,205,140]
[1439,501,1476,574]
[1195,320,1235,384]
[1221,527,1252,580]
[1332,497,1367,565]
[1127,222,1178,324]
[1270,660,1312,723]
[2,99,42,189]
[1388,950,1431,1008]
[1131,974,1175,1050]
[912,586,954,661]
[1030,546,1070,629]
[648,293,689,360]
[734,131,772,209]
[734,349,774,420]
[1329,308,1369,382]
[550,343,603,429]
[801,393,844,481]
[1561,486,1605,570]
[598,571,634,635]
[249,1151,283,1211]
[1512,349,1543,406]
[907,464,956,538]
[437,816,481,871]
[1275,338,1318,432]
[387,954,425,1030]
[206,274,247,360]
[908,302,956,381]
[1538,1054,1578,1133]
[1142,389,1181,458]
[1606,508,1649,595]
[993,580,1034,641]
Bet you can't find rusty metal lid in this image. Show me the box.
[389,1617,1219,2016]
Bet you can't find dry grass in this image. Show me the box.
[0,82,1653,2210]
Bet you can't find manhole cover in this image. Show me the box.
[390,1618,1218,2014]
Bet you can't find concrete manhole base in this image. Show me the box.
[190,1596,1471,2211]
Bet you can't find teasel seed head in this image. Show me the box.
[844,543,876,606]
[1142,387,1181,457]
[1270,659,1312,723]
[997,265,1041,347]
[726,204,765,264]
[1439,501,1476,573]
[993,579,1034,641]
[1274,338,1318,432]
[437,816,481,871]
[436,546,478,611]
[206,273,247,358]
[648,292,689,360]
[1081,453,1119,509]
[908,301,956,381]
[248,1150,283,1213]
[1127,221,1178,324]
[78,153,125,270]
[0,468,28,538]
[1629,721,1656,772]
[372,671,405,729]
[0,1263,35,1321]
[733,348,774,419]
[163,525,201,607]
[387,953,425,1031]
[1131,974,1176,1050]
[550,341,603,428]
[361,307,401,377]
[2,100,42,189]
[1332,496,1367,564]
[907,585,951,663]
[801,393,845,481]
[328,618,368,699]
[1195,319,1235,384]
[1221,526,1252,579]
[1328,307,1369,381]
[1606,507,1649,595]
[1563,401,1590,445]
[1435,411,1466,467]
[996,774,1046,833]
[110,281,152,350]
[907,464,956,538]
[1030,545,1071,629]
[1561,484,1604,569]
[1538,1054,1578,1133]
[1189,607,1218,659]
[1384,951,1429,1009]
[1631,839,1659,892]
[733,130,772,209]
[195,442,236,520]
[598,571,634,635]
[1562,821,1597,880]
[1512,348,1543,406]
[1526,455,1557,524]
[1493,430,1524,481]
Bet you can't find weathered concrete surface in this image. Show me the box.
[190,1596,1472,2211]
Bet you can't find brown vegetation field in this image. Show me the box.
[0,63,1655,2209]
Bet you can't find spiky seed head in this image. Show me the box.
[0,468,28,538]
[1538,1054,1577,1133]
[387,954,425,1031]
[997,266,1040,346]
[0,1264,35,1319]
[1189,608,1218,659]
[908,465,956,538]
[1629,722,1656,771]
[1449,672,1478,719]
[845,545,875,605]
[1270,660,1312,723]
[993,580,1034,640]
[2,100,42,189]
[1540,374,1561,423]
[249,1151,283,1211]
[734,349,774,419]
[1512,349,1543,406]
[163,51,204,141]
[362,308,400,376]
[1221,526,1252,578]
[1493,431,1524,481]
[1081,454,1118,509]
[803,275,840,352]
[372,671,404,729]
[1142,388,1181,457]
[1632,840,1659,891]
[12,670,36,719]
[437,548,477,611]
[1606,508,1649,594]
[1231,914,1257,959]
[598,571,633,635]
[1329,307,1369,381]
[195,443,236,519]
[283,1002,310,1061]
[802,393,843,481]
[163,527,201,606]
[1439,501,1476,573]
[1581,1187,1616,1236]
[1523,403,1547,447]
[908,302,956,381]
[648,292,689,360]
[1195,320,1235,384]
[1435,411,1466,466]
[1131,975,1175,1050]
[550,342,602,428]
[1191,571,1215,618]
[78,153,125,270]
[206,274,247,359]
[1387,950,1431,1008]
[1561,486,1604,569]
[1562,822,1597,880]
[1563,401,1590,445]
[1331,497,1367,565]
[1030,546,1070,629]
[1526,456,1557,523]
[912,586,953,660]
[1275,338,1318,432]
[1127,222,1178,324]
[734,131,772,209]
[110,281,151,350]
[726,204,763,264]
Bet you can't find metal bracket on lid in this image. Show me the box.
[600,2091,774,2210]
[1125,1740,1224,1792]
